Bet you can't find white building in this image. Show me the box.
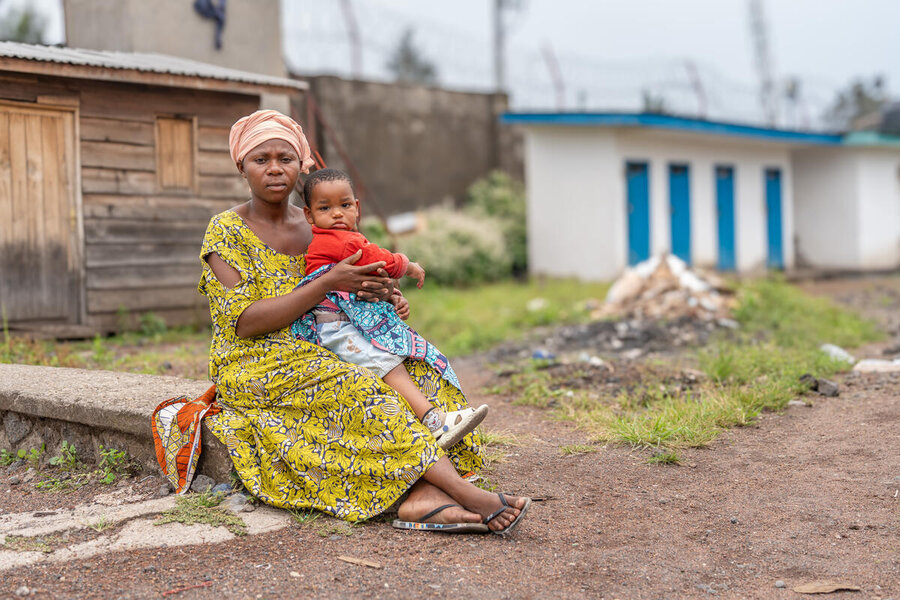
[502,113,900,280]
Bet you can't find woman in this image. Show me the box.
[199,110,530,534]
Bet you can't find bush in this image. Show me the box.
[466,171,527,276]
[396,208,511,286]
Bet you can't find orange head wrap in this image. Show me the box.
[228,109,315,174]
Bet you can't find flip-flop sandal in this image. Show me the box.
[483,493,532,537]
[435,404,489,450]
[392,503,490,534]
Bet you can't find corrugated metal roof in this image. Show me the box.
[0,41,307,91]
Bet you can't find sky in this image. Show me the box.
[11,0,900,127]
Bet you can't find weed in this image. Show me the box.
[560,444,598,456]
[155,492,246,536]
[310,517,357,538]
[0,448,14,466]
[98,445,138,485]
[88,516,113,532]
[22,445,45,469]
[139,312,167,337]
[647,450,682,465]
[476,428,519,448]
[48,440,81,470]
[288,508,321,527]
[3,535,59,554]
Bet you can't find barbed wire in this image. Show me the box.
[282,0,843,129]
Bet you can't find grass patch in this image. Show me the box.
[646,450,681,465]
[559,444,598,456]
[155,492,247,536]
[3,535,61,554]
[87,516,113,532]
[476,428,519,448]
[490,278,881,450]
[288,507,322,527]
[405,278,609,357]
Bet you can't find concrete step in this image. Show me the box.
[0,364,232,482]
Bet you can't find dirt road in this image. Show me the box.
[2,279,898,599]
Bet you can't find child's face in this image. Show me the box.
[303,180,360,231]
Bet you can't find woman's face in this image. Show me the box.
[238,138,301,203]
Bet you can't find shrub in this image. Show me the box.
[396,208,512,286]
[466,171,527,276]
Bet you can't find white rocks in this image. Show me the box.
[819,344,855,364]
[853,358,900,373]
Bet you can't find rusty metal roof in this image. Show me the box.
[0,41,307,92]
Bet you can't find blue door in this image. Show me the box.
[626,162,650,265]
[669,164,691,264]
[715,166,736,271]
[765,168,784,269]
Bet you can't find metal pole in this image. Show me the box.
[493,0,505,92]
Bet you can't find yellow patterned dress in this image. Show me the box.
[198,210,482,521]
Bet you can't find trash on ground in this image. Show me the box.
[819,344,855,364]
[792,580,861,594]
[852,358,900,373]
[596,254,735,322]
[337,555,383,569]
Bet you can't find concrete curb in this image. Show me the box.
[0,364,232,481]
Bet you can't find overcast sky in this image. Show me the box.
[17,0,900,125]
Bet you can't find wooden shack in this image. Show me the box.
[0,42,307,336]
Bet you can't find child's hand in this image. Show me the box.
[391,291,410,320]
[406,262,425,289]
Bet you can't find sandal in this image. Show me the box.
[392,503,490,533]
[483,493,532,537]
[428,404,489,450]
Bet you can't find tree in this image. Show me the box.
[0,2,48,44]
[641,89,668,115]
[823,76,887,131]
[385,28,438,86]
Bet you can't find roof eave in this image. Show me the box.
[0,56,308,96]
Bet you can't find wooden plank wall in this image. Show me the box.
[78,80,259,331]
[0,72,260,332]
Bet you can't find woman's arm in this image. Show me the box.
[206,250,393,338]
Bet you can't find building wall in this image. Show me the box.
[523,127,623,281]
[856,147,900,269]
[615,129,795,273]
[0,70,260,332]
[64,0,285,77]
[520,126,800,281]
[791,148,861,269]
[292,76,523,216]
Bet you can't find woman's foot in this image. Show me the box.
[458,486,529,533]
[397,481,482,525]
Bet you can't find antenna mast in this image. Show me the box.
[748,0,777,125]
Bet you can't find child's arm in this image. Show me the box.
[405,261,425,289]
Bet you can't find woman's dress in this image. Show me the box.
[198,211,482,521]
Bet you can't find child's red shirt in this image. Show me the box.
[304,226,409,278]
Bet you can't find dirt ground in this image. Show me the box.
[2,276,899,599]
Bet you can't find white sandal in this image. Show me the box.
[428,404,489,450]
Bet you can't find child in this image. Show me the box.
[300,168,488,449]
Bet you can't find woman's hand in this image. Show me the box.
[326,250,394,301]
[391,291,410,320]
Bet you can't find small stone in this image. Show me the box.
[22,468,36,483]
[787,399,807,407]
[14,586,30,597]
[730,517,738,524]
[155,485,172,497]
[8,475,21,486]
[190,474,215,493]
[775,580,786,588]
[816,378,839,397]
[7,459,25,473]
[161,361,173,371]
[328,534,341,540]
[220,494,249,514]
[695,583,717,595]
[798,373,817,389]
[4,413,32,445]
[289,571,301,578]
[212,483,232,495]
[143,566,157,573]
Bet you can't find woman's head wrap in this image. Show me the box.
[228,109,315,173]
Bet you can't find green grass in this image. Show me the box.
[559,444,598,456]
[155,491,247,536]
[490,278,882,450]
[646,450,681,465]
[404,278,609,357]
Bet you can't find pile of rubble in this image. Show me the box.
[594,254,736,322]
